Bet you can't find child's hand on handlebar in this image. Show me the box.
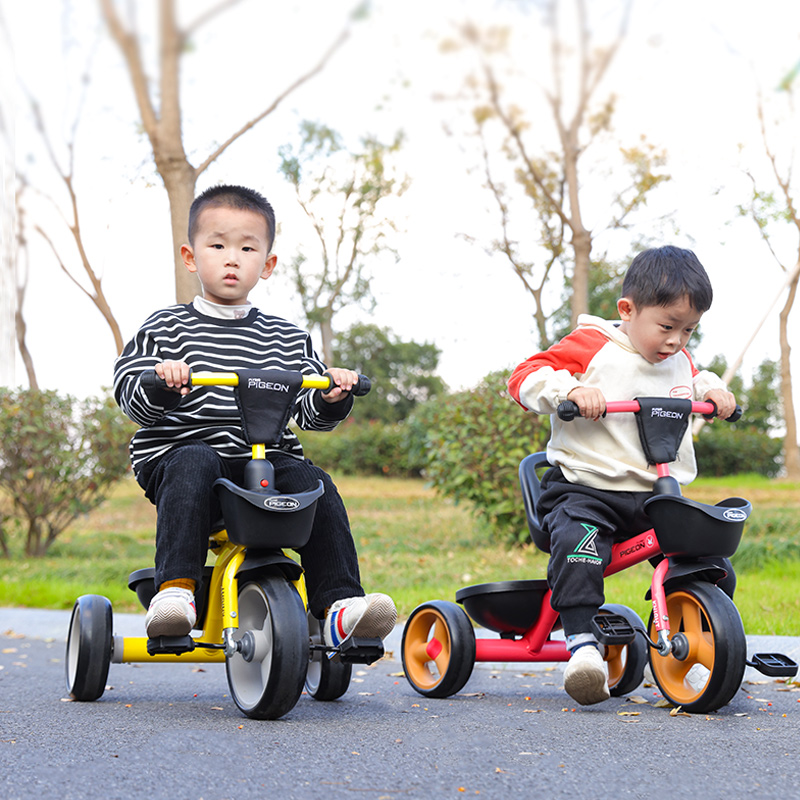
[566,386,606,421]
[155,360,192,395]
[703,388,737,421]
[321,368,360,403]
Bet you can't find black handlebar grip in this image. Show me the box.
[557,400,581,421]
[140,369,168,391]
[321,372,372,397]
[702,402,743,423]
[352,375,371,397]
[728,404,743,423]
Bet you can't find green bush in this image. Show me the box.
[695,424,783,478]
[0,388,135,557]
[410,370,550,545]
[298,418,425,477]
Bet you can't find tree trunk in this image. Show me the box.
[319,316,335,367]
[161,166,202,303]
[570,227,591,326]
[779,268,800,478]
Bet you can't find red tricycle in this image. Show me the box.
[401,397,797,713]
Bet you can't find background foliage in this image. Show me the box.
[0,389,134,557]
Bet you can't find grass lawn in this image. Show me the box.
[1,473,799,636]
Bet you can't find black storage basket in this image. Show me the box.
[643,495,751,558]
[213,478,324,549]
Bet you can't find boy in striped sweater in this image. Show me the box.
[114,184,395,648]
[508,247,737,706]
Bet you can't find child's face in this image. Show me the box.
[181,205,276,305]
[617,294,702,365]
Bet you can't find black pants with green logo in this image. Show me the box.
[537,467,735,638]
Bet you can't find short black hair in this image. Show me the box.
[622,246,713,312]
[188,184,276,251]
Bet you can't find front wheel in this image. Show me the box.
[648,581,746,714]
[402,601,475,698]
[65,595,113,701]
[600,603,648,697]
[305,610,352,701]
[225,575,308,720]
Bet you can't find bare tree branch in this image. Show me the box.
[194,26,351,176]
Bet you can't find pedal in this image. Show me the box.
[336,636,384,665]
[747,652,799,678]
[591,614,636,646]
[146,635,196,656]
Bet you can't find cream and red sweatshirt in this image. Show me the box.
[507,315,727,492]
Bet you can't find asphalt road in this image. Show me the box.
[2,610,800,800]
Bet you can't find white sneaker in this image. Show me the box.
[145,587,197,638]
[563,644,610,705]
[685,663,711,694]
[323,593,397,648]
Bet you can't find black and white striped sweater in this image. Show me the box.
[113,303,351,476]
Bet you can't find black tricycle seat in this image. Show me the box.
[456,580,556,636]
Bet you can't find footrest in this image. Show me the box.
[747,652,799,678]
[147,635,196,656]
[591,614,636,646]
[336,636,384,664]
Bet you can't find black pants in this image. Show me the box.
[137,442,363,618]
[537,467,735,637]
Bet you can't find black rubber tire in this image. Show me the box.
[305,610,352,701]
[225,576,308,720]
[648,581,746,713]
[600,603,648,697]
[65,595,113,701]
[401,601,476,698]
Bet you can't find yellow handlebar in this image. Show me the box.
[190,372,333,390]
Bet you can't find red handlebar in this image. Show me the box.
[556,399,742,423]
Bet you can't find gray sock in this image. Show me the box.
[566,632,601,653]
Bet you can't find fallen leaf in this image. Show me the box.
[669,706,691,717]
[617,711,641,717]
[626,695,649,705]
[653,699,673,708]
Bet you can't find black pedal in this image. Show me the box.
[146,635,196,656]
[590,614,636,646]
[336,636,384,665]
[747,652,799,678]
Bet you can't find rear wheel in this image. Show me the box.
[402,601,475,698]
[65,595,113,701]
[305,610,352,701]
[600,603,648,697]
[648,581,746,713]
[225,575,307,720]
